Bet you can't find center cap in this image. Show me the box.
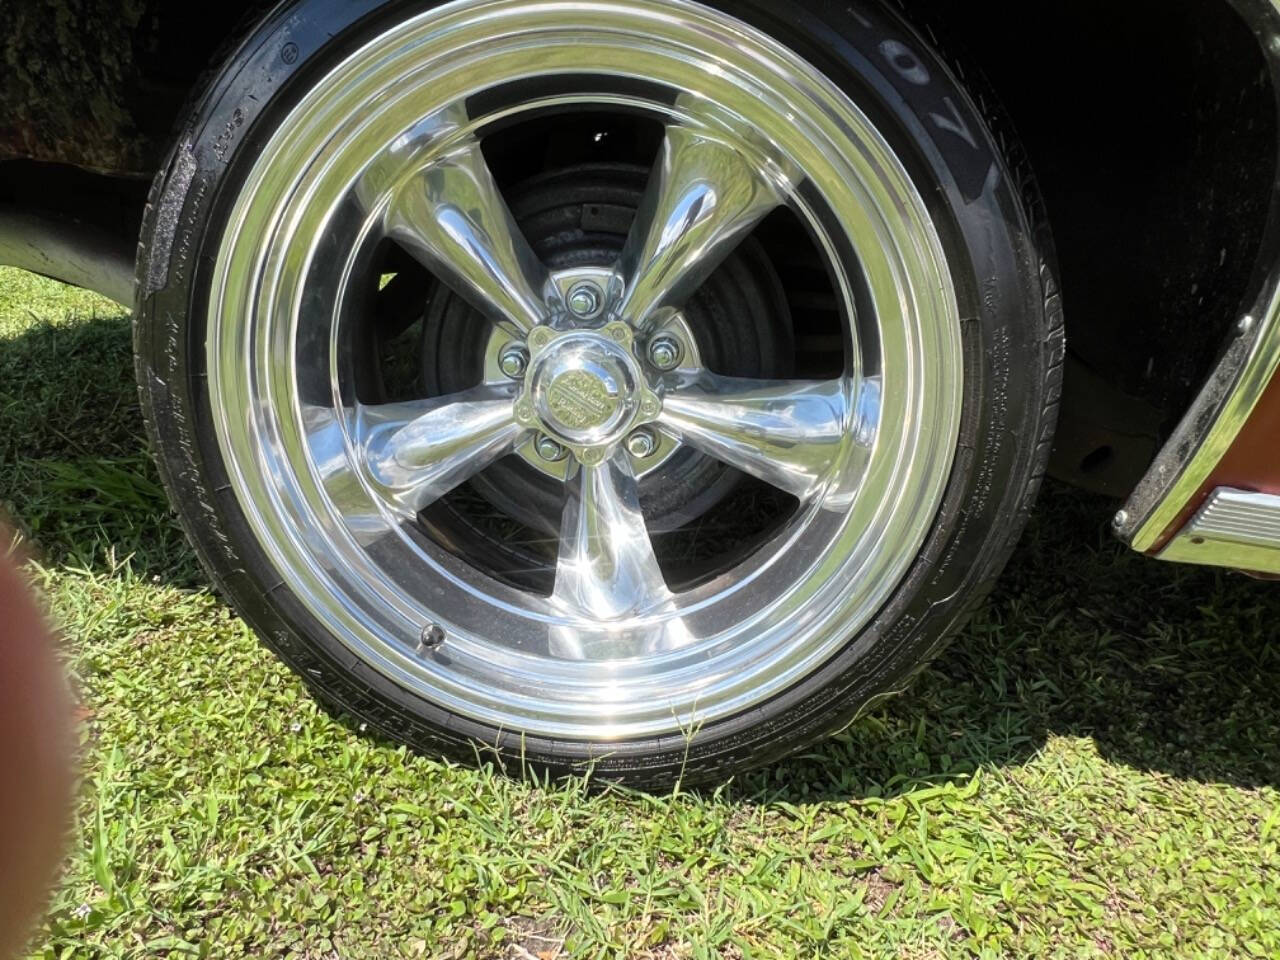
[527,331,641,445]
[546,368,619,431]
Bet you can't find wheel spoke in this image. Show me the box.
[552,454,671,621]
[659,373,850,501]
[385,133,556,336]
[359,385,525,514]
[611,125,787,331]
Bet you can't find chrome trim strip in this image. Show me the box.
[1118,0,1280,555]
[1124,295,1280,553]
[1157,487,1280,574]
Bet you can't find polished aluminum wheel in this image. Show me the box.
[205,0,963,740]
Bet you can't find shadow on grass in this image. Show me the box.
[3,312,1278,797]
[729,485,1280,800]
[0,314,202,584]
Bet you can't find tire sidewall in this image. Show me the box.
[135,0,1059,784]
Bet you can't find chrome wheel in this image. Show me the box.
[205,0,963,740]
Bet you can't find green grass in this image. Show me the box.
[2,264,1278,959]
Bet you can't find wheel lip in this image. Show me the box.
[204,0,963,739]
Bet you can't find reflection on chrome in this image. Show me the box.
[386,133,560,337]
[660,373,852,502]
[552,455,672,621]
[359,384,525,516]
[206,0,962,739]
[610,125,789,333]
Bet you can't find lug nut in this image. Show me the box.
[626,429,658,459]
[498,344,529,378]
[648,335,682,371]
[567,281,603,319]
[535,435,567,462]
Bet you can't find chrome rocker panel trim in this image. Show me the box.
[1158,488,1280,574]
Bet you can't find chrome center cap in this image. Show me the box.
[545,367,621,433]
[528,332,639,445]
[514,321,664,463]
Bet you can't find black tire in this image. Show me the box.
[134,0,1062,787]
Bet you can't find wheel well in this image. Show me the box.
[913,0,1277,495]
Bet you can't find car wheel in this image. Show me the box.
[134,0,1062,786]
